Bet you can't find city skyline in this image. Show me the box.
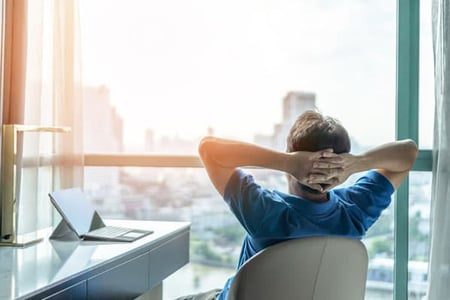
[83,85,371,154]
[80,0,437,149]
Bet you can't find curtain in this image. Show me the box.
[1,0,83,236]
[2,0,26,124]
[428,0,450,299]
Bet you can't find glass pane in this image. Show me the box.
[84,167,240,298]
[419,0,434,149]
[85,166,398,299]
[408,172,431,299]
[364,205,394,299]
[80,0,396,154]
[80,1,397,299]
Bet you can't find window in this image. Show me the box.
[80,0,396,154]
[79,1,428,299]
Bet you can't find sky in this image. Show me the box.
[79,0,434,149]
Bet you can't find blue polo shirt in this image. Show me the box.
[217,169,394,300]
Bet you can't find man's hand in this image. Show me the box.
[307,152,358,191]
[288,149,344,192]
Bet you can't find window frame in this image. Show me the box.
[396,0,431,299]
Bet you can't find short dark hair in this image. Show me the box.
[286,110,351,154]
[286,110,351,193]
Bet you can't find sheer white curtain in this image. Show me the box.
[1,0,83,236]
[428,0,450,299]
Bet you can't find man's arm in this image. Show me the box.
[312,139,418,190]
[198,136,342,196]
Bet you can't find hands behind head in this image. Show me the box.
[289,149,356,193]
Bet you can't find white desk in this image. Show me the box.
[0,220,190,300]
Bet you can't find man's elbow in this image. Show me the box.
[198,136,215,161]
[402,139,419,169]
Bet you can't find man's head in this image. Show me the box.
[286,110,351,194]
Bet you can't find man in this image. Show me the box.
[180,110,418,300]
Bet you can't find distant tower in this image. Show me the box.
[273,91,317,150]
[145,129,155,152]
[283,91,316,125]
[83,85,123,153]
[83,85,123,207]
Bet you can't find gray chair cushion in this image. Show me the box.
[227,236,368,300]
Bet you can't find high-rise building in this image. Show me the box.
[83,85,123,153]
[83,85,124,213]
[283,91,316,125]
[272,91,317,150]
[144,128,155,152]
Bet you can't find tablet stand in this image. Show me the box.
[50,219,80,241]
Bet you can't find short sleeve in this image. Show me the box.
[334,170,395,230]
[224,169,289,237]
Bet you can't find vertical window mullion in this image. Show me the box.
[395,0,420,299]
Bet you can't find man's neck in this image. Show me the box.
[288,181,329,203]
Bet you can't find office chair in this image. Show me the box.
[227,236,368,300]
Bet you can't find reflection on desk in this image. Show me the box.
[0,220,190,300]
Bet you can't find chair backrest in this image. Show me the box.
[227,236,368,300]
